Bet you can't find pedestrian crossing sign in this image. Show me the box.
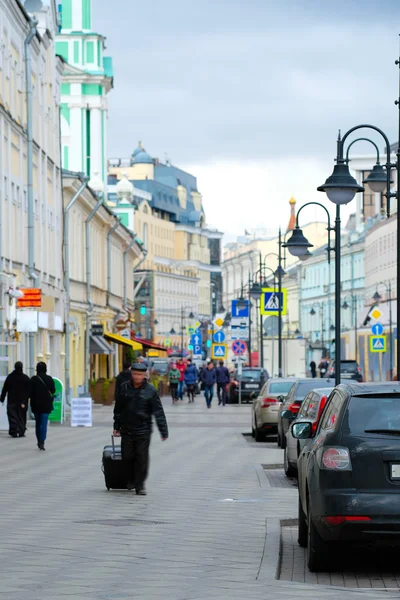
[370,335,386,353]
[211,343,228,359]
[260,288,287,316]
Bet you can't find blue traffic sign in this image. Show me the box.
[193,344,202,356]
[190,333,202,347]
[371,323,383,336]
[212,343,227,359]
[213,330,226,343]
[232,299,249,318]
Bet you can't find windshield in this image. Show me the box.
[343,395,400,434]
[340,361,358,372]
[269,382,294,394]
[240,370,262,380]
[151,361,168,374]
[295,380,331,400]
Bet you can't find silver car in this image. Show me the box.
[283,387,333,477]
[251,378,297,441]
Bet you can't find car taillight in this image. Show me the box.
[322,516,371,526]
[288,403,300,413]
[312,396,327,436]
[262,398,278,408]
[321,447,351,470]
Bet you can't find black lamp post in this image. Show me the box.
[342,297,358,363]
[250,263,275,369]
[373,282,393,380]
[283,202,335,380]
[316,103,400,382]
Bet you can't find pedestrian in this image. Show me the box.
[115,361,132,402]
[309,360,317,379]
[201,361,216,408]
[168,363,181,403]
[318,357,329,378]
[198,363,206,391]
[176,358,186,400]
[30,362,55,451]
[216,360,230,406]
[113,363,168,495]
[0,361,31,438]
[184,358,198,403]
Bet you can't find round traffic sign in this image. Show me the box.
[371,323,383,336]
[232,340,247,355]
[213,330,226,343]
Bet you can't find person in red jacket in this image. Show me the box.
[176,358,186,400]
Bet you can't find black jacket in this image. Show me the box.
[216,366,230,384]
[114,380,168,439]
[0,371,31,405]
[30,374,56,414]
[114,369,132,401]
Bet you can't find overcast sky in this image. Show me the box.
[94,0,400,237]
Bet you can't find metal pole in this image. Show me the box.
[64,179,87,406]
[84,193,103,394]
[389,282,393,380]
[396,57,400,382]
[25,18,38,378]
[259,299,264,368]
[278,228,283,377]
[354,298,358,363]
[321,304,324,357]
[248,279,252,367]
[334,206,341,386]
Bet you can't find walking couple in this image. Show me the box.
[200,360,230,408]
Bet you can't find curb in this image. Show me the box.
[256,517,281,581]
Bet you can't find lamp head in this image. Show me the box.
[310,308,316,316]
[283,226,314,257]
[249,281,262,299]
[170,328,176,335]
[342,300,349,310]
[317,163,364,205]
[372,291,382,303]
[363,164,390,194]
[188,312,195,319]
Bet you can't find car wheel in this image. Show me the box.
[307,513,330,572]
[298,496,307,547]
[284,446,297,477]
[255,421,264,442]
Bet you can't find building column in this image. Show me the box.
[90,108,103,181]
[69,106,83,173]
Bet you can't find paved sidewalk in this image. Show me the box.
[0,399,398,599]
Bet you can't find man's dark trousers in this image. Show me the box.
[217,383,227,405]
[121,435,150,491]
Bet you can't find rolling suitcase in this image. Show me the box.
[102,435,129,490]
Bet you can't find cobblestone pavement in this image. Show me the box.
[280,525,400,590]
[0,399,399,599]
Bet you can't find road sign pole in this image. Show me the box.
[238,362,242,405]
[278,228,283,378]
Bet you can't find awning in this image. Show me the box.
[90,335,115,355]
[131,336,166,352]
[104,331,142,350]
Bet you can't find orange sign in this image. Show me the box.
[17,288,42,308]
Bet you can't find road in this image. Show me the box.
[0,398,398,599]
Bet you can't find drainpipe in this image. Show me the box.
[64,177,88,406]
[84,194,103,394]
[107,218,121,307]
[123,236,137,312]
[25,18,38,378]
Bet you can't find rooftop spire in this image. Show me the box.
[287,197,296,231]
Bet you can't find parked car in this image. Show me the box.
[327,359,363,382]
[277,378,333,449]
[283,387,333,476]
[227,368,269,404]
[294,382,400,572]
[251,378,297,441]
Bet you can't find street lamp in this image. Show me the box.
[373,282,393,380]
[342,296,358,363]
[170,327,176,335]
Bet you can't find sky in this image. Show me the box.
[94,0,400,239]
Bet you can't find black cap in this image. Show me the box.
[131,363,147,372]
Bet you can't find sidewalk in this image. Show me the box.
[0,398,397,600]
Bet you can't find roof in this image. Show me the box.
[338,382,400,395]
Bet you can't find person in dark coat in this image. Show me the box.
[114,361,132,402]
[184,358,198,403]
[30,362,55,450]
[201,361,217,408]
[113,363,168,494]
[309,361,317,379]
[216,360,230,406]
[0,362,31,437]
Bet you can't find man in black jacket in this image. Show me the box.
[216,360,230,406]
[113,363,168,495]
[30,362,56,451]
[0,362,31,437]
[114,361,132,402]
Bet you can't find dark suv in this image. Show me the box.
[294,383,400,572]
[327,360,362,382]
[227,368,269,403]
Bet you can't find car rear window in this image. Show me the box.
[295,380,331,400]
[344,395,400,434]
[241,370,262,380]
[340,361,358,372]
[269,382,294,394]
[151,362,168,374]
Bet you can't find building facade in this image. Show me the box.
[56,0,113,182]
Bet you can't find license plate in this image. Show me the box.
[391,464,400,479]
[341,374,352,379]
[245,384,258,389]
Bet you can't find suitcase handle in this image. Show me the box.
[111,434,121,459]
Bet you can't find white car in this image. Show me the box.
[251,378,297,442]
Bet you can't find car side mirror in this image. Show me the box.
[281,409,295,420]
[292,422,312,439]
